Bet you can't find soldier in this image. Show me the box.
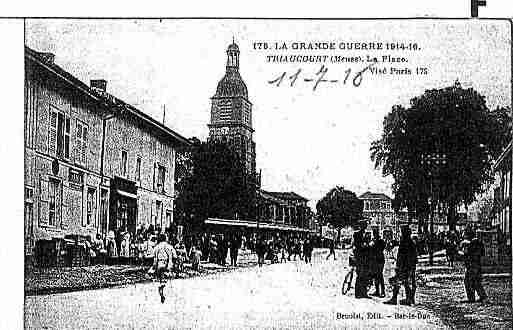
[459,227,487,303]
[384,225,417,305]
[370,228,386,297]
[353,220,370,299]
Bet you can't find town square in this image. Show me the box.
[21,19,512,329]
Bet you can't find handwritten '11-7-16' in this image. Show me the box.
[268,63,375,91]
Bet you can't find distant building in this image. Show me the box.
[359,192,398,240]
[257,191,311,229]
[24,47,189,258]
[492,140,512,262]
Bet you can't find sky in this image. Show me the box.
[25,19,511,208]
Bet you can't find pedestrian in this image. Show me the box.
[142,234,157,266]
[150,233,177,304]
[106,230,118,264]
[190,243,202,271]
[459,227,487,303]
[303,237,313,264]
[353,220,371,299]
[119,231,131,264]
[229,234,241,267]
[279,238,288,263]
[446,231,457,267]
[92,233,107,264]
[384,225,417,305]
[256,236,266,267]
[370,228,386,297]
[326,239,336,260]
[209,235,218,263]
[218,234,228,266]
[174,239,187,277]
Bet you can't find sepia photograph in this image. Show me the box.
[14,11,513,330]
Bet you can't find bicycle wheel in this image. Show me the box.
[341,269,353,295]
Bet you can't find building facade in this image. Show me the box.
[24,47,189,257]
[359,192,398,240]
[492,140,512,253]
[257,191,312,229]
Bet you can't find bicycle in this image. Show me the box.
[341,266,355,295]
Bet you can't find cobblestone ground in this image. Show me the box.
[25,249,447,330]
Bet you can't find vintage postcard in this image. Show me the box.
[20,16,512,329]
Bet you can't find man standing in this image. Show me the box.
[370,228,386,297]
[256,235,266,267]
[353,220,370,299]
[384,225,417,305]
[459,228,487,303]
[229,233,241,267]
[303,236,313,264]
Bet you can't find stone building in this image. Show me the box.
[24,46,189,258]
[257,191,311,229]
[359,191,398,240]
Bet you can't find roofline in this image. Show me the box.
[264,190,309,202]
[358,192,392,200]
[493,140,512,171]
[25,46,191,147]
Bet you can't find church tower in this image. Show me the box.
[209,41,257,178]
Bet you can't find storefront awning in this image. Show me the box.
[116,189,137,199]
[205,218,316,233]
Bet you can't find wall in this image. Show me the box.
[103,112,176,230]
[25,62,105,255]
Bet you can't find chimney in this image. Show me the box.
[90,79,107,92]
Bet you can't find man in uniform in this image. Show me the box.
[459,227,487,303]
[384,225,417,305]
[353,220,370,298]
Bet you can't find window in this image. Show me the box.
[75,121,88,165]
[48,179,59,226]
[157,165,166,193]
[121,150,128,177]
[86,187,96,226]
[135,157,141,182]
[49,107,70,159]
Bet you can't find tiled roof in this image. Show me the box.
[359,191,392,201]
[263,191,309,202]
[25,46,190,147]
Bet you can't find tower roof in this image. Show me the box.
[214,69,248,98]
[227,42,239,52]
[214,41,248,98]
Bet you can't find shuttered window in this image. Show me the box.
[48,106,71,160]
[48,110,57,155]
[39,177,49,226]
[75,120,88,165]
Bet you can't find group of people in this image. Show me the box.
[254,235,315,267]
[352,221,389,299]
[197,233,242,266]
[351,220,488,305]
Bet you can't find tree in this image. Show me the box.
[316,186,363,236]
[175,139,256,232]
[371,82,511,231]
